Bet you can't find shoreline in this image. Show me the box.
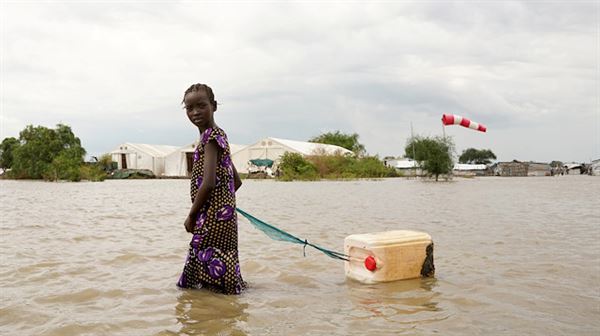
[1,174,595,183]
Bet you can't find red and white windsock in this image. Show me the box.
[441,114,486,132]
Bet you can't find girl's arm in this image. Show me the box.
[185,141,219,232]
[233,163,242,191]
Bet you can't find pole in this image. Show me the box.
[411,122,417,178]
[411,122,416,159]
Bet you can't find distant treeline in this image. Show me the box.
[1,126,472,182]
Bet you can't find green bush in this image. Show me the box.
[96,153,115,171]
[80,164,107,182]
[278,152,318,181]
[348,156,398,178]
[277,152,397,181]
[310,154,351,178]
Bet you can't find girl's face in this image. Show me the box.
[184,89,215,130]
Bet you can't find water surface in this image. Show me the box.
[1,176,598,335]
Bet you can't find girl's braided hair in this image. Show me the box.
[182,83,217,109]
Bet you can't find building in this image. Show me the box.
[232,137,353,174]
[491,161,528,176]
[384,158,421,176]
[110,143,178,176]
[163,141,246,177]
[453,163,488,177]
[527,162,551,176]
[564,162,583,175]
[591,159,600,176]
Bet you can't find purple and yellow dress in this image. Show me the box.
[177,127,246,295]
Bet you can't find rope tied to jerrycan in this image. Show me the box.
[236,208,350,262]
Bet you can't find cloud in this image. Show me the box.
[1,1,598,162]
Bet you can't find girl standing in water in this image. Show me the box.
[177,83,246,295]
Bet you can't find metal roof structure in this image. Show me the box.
[268,137,353,156]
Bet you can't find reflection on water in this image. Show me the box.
[346,278,445,325]
[173,290,249,336]
[1,177,599,335]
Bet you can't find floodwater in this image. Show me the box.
[1,176,599,335]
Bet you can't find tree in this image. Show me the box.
[44,147,86,181]
[549,161,563,168]
[405,136,454,181]
[10,124,86,180]
[309,131,366,157]
[459,148,497,164]
[0,137,20,171]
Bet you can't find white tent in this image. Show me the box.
[453,163,488,177]
[384,158,421,176]
[453,163,488,171]
[164,141,247,177]
[230,143,246,156]
[592,159,600,176]
[110,143,178,176]
[385,158,417,169]
[232,137,353,174]
[163,142,197,177]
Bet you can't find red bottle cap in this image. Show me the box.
[364,256,377,271]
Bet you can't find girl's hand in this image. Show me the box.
[184,215,194,233]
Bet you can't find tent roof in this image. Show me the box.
[110,143,178,157]
[389,159,417,169]
[565,163,582,169]
[454,163,488,170]
[268,137,353,156]
[174,141,247,154]
[230,143,246,154]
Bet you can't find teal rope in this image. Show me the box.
[236,208,349,262]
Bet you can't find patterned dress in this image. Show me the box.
[177,127,247,295]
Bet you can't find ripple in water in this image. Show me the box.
[1,176,599,335]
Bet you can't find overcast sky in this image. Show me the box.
[1,1,598,162]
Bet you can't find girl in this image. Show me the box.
[177,83,246,295]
